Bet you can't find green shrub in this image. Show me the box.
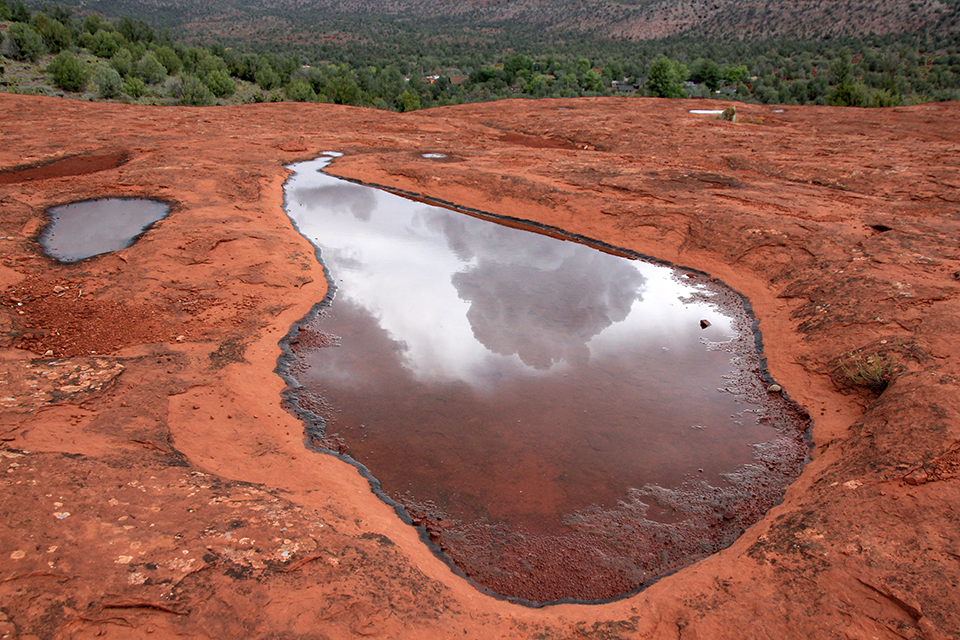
[581,70,604,93]
[838,349,895,390]
[255,62,281,90]
[82,13,104,34]
[33,15,72,54]
[117,16,154,44]
[122,76,146,98]
[285,79,316,102]
[173,75,215,106]
[93,64,123,98]
[755,85,781,104]
[197,54,228,79]
[152,45,182,75]
[40,4,74,25]
[691,58,722,91]
[327,73,362,105]
[2,23,46,62]
[85,29,126,58]
[869,88,902,107]
[722,64,750,86]
[204,69,235,97]
[646,56,687,99]
[8,0,30,22]
[396,89,421,112]
[47,51,90,92]
[180,46,206,74]
[136,51,167,84]
[111,48,134,77]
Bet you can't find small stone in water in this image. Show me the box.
[767,384,783,393]
[700,319,711,329]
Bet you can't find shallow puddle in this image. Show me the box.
[280,155,808,603]
[40,197,170,263]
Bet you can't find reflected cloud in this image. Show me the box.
[453,253,646,369]
[426,211,648,370]
[421,210,573,269]
[292,183,377,221]
[324,246,365,273]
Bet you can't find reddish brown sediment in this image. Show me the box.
[0,151,128,184]
[1,94,958,639]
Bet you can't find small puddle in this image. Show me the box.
[40,198,170,263]
[689,109,726,115]
[280,155,808,604]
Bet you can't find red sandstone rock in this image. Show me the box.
[0,94,958,639]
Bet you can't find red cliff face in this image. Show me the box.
[1,94,958,639]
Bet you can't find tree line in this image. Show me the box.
[2,1,958,109]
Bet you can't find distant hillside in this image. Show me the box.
[8,0,957,110]
[27,0,960,43]
[304,0,960,40]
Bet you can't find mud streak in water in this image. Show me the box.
[281,155,808,604]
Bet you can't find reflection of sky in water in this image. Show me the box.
[287,156,735,387]
[41,198,170,263]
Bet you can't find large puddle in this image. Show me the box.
[279,155,808,604]
[40,197,170,263]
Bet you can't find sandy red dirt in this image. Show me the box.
[0,93,958,639]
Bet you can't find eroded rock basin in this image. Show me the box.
[280,155,809,603]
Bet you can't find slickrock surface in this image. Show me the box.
[1,93,958,639]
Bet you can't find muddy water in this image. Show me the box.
[281,155,808,603]
[40,198,170,263]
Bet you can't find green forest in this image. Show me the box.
[2,0,959,110]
